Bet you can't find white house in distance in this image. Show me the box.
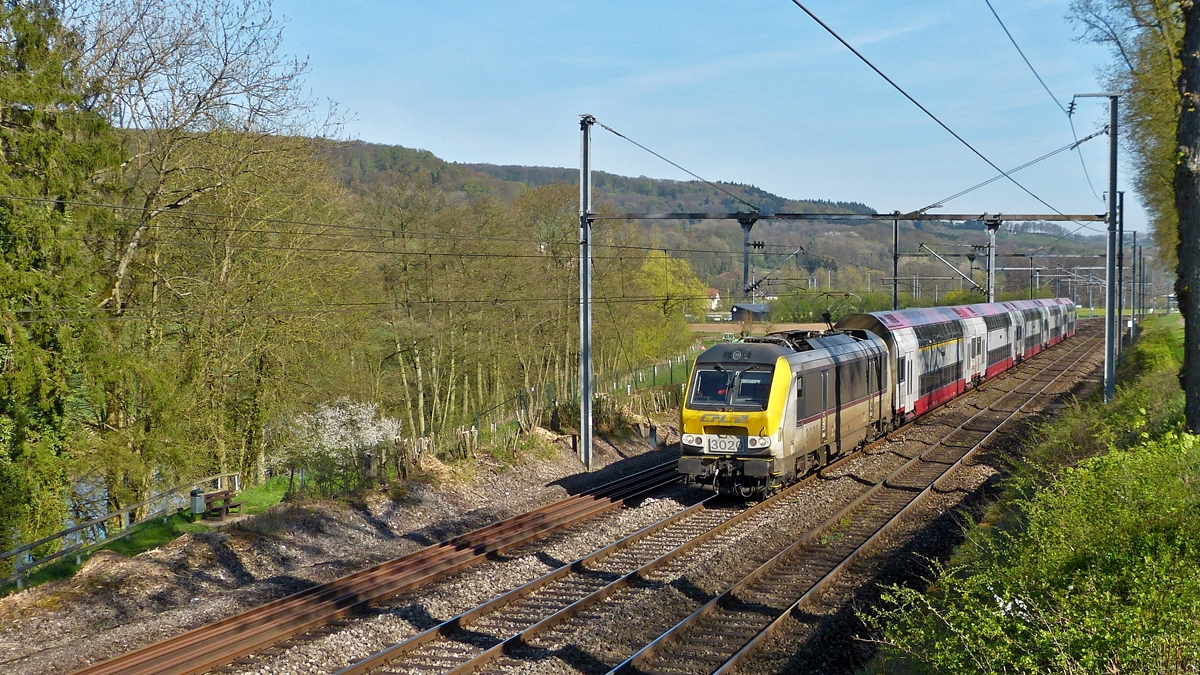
[707,288,720,311]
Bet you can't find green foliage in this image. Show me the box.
[633,251,707,359]
[1071,0,1181,267]
[938,289,986,306]
[870,433,1200,674]
[769,291,934,323]
[0,1,122,551]
[868,317,1195,674]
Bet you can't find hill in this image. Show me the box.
[326,140,874,215]
[325,140,1108,301]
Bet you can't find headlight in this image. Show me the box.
[682,434,703,447]
[746,436,772,449]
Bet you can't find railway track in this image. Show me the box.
[331,330,1101,675]
[334,441,877,675]
[610,331,1101,675]
[68,462,682,675]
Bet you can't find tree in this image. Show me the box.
[1072,0,1197,430]
[0,0,122,551]
[1071,1,1181,264]
[1175,1,1200,432]
[632,251,706,360]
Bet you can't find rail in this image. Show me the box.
[67,461,679,675]
[334,438,875,675]
[1,473,241,589]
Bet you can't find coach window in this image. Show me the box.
[897,356,906,383]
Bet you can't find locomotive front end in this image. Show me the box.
[678,343,791,497]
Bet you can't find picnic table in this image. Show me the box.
[198,488,243,521]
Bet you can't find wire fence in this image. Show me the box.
[0,473,240,589]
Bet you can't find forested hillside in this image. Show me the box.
[330,141,1109,303]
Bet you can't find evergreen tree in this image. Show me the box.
[0,1,120,555]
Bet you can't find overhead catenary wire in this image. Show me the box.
[0,230,774,263]
[0,193,794,256]
[786,0,1094,231]
[981,0,1105,203]
[0,294,726,325]
[594,121,762,213]
[918,127,1108,213]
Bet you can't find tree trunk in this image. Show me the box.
[414,344,427,438]
[1176,1,1200,432]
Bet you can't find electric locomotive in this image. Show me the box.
[678,328,888,497]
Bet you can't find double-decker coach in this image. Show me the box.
[836,298,1077,424]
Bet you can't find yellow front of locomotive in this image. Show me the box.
[677,343,794,496]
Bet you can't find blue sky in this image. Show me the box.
[275,0,1141,233]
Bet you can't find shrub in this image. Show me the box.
[868,433,1200,674]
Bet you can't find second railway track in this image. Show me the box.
[608,331,1101,675]
[69,462,683,675]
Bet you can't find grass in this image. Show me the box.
[0,475,291,597]
[863,314,1196,674]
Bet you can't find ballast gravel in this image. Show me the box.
[226,492,699,675]
[727,338,1105,675]
[0,431,679,675]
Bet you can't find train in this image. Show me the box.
[678,298,1078,496]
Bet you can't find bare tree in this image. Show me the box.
[62,0,321,311]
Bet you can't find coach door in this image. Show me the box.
[820,371,829,442]
[867,358,875,421]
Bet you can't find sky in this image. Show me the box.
[274,0,1142,234]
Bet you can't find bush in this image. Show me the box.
[867,316,1197,673]
[869,433,1200,674]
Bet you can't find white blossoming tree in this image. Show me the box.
[269,399,403,498]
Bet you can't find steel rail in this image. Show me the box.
[336,444,876,675]
[337,330,1097,675]
[68,462,680,675]
[608,333,1100,675]
[332,494,724,675]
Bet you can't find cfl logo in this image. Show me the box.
[699,413,750,423]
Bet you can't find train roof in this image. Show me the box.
[835,298,1075,333]
[695,329,885,367]
[694,342,793,367]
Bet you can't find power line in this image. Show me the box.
[0,294,725,325]
[594,121,761,213]
[920,128,1108,216]
[787,0,1086,225]
[0,230,762,262]
[0,193,775,256]
[981,0,1105,203]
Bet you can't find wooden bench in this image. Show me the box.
[202,489,243,521]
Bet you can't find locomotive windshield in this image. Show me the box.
[689,366,773,410]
